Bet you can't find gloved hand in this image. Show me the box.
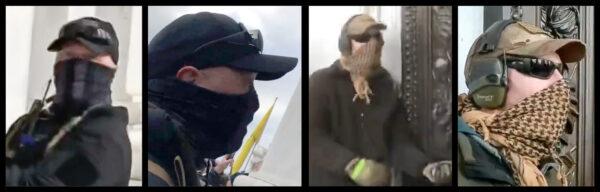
[345,158,391,186]
[212,154,233,174]
[422,160,451,185]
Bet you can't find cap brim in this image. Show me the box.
[228,54,298,81]
[47,38,69,51]
[348,22,387,36]
[507,38,586,63]
[47,37,105,55]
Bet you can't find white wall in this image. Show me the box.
[247,81,301,186]
[5,6,142,186]
[127,7,143,101]
[5,6,35,130]
[458,6,484,94]
[377,7,403,82]
[309,6,363,74]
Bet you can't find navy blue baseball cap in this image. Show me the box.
[148,12,297,80]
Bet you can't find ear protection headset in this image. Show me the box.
[338,15,361,56]
[466,20,563,109]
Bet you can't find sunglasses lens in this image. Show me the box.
[506,56,558,79]
[530,62,555,78]
[351,32,381,43]
[353,35,370,42]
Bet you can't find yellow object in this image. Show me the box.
[351,159,366,180]
[231,97,277,175]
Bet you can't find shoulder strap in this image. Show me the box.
[44,116,84,157]
[148,160,175,186]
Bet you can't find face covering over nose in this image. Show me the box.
[340,36,384,104]
[459,80,570,186]
[148,78,259,159]
[51,58,114,118]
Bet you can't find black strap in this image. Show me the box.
[476,20,516,53]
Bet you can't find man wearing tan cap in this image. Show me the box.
[309,14,448,186]
[457,19,585,186]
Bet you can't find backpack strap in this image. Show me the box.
[148,160,175,186]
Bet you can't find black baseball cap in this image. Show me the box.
[48,17,119,64]
[148,12,297,80]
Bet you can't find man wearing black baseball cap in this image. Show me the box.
[147,12,297,186]
[5,17,131,186]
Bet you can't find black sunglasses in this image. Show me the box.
[504,55,563,79]
[348,30,381,43]
[192,23,263,55]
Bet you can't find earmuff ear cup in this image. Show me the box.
[465,19,517,109]
[338,29,351,56]
[471,85,507,108]
[469,65,508,109]
[338,15,361,56]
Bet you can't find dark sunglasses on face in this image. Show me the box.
[504,55,564,79]
[349,30,381,43]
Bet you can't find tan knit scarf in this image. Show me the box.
[340,37,383,104]
[458,80,570,186]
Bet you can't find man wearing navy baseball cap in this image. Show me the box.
[5,17,131,186]
[147,12,297,186]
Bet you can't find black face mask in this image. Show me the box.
[51,58,114,118]
[148,78,259,159]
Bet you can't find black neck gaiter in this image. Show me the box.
[51,58,114,119]
[148,78,259,159]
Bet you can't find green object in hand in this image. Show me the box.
[351,159,366,180]
[346,158,391,186]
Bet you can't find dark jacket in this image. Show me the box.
[309,60,430,186]
[148,100,232,187]
[147,102,202,186]
[457,116,515,186]
[147,76,250,187]
[5,105,131,186]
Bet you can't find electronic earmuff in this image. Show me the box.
[338,15,361,56]
[466,20,515,109]
[467,51,509,109]
[466,20,564,109]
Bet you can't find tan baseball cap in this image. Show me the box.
[497,21,586,63]
[346,14,387,36]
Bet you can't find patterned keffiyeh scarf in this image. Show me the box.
[458,80,570,186]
